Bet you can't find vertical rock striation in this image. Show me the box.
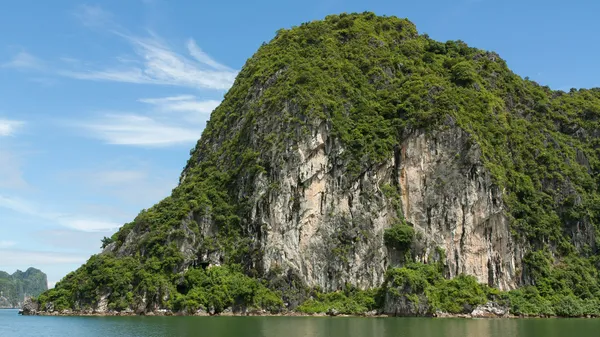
[243,119,520,291]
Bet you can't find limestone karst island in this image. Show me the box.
[0,268,47,309]
[24,13,600,318]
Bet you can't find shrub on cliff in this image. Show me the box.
[384,223,415,252]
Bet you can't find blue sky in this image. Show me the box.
[0,0,598,286]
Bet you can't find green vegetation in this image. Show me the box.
[506,250,600,316]
[384,255,600,317]
[0,268,47,308]
[34,12,600,317]
[297,285,382,315]
[173,265,283,313]
[37,254,169,312]
[37,255,281,314]
[300,259,600,317]
[384,222,414,252]
[384,262,495,314]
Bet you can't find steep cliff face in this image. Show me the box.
[109,116,520,293]
[249,119,394,292]
[233,119,521,291]
[37,13,600,315]
[398,123,521,290]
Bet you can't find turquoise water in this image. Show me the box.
[2,309,600,336]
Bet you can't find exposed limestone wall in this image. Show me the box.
[247,120,521,291]
[107,120,522,292]
[398,125,519,290]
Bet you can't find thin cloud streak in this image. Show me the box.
[0,150,29,190]
[60,5,237,90]
[0,249,87,266]
[1,52,43,70]
[82,113,200,146]
[0,119,24,136]
[0,241,16,249]
[73,4,114,29]
[79,94,219,146]
[139,95,220,113]
[89,170,148,185]
[2,6,237,91]
[0,195,120,232]
[186,39,232,71]
[59,36,237,90]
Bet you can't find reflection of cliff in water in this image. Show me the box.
[256,317,520,337]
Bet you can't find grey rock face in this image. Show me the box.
[109,117,522,293]
[245,121,521,291]
[470,301,509,317]
[252,121,394,292]
[398,126,520,290]
[20,297,39,315]
[383,290,430,316]
[44,301,54,313]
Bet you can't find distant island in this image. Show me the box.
[0,268,47,309]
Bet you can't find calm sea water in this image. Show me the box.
[1,309,600,337]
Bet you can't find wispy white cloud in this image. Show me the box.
[3,6,236,91]
[81,113,200,146]
[58,5,237,90]
[60,218,119,232]
[139,95,220,123]
[186,39,231,72]
[0,195,120,232]
[0,119,24,136]
[0,241,16,249]
[1,52,44,70]
[140,95,220,113]
[59,36,236,90]
[0,249,87,266]
[79,93,219,146]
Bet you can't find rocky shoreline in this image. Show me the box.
[19,297,600,319]
[21,300,597,319]
[20,310,600,319]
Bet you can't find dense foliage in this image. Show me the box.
[297,285,383,315]
[507,250,600,316]
[384,222,415,252]
[37,255,281,314]
[0,268,47,307]
[35,12,600,316]
[384,262,494,314]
